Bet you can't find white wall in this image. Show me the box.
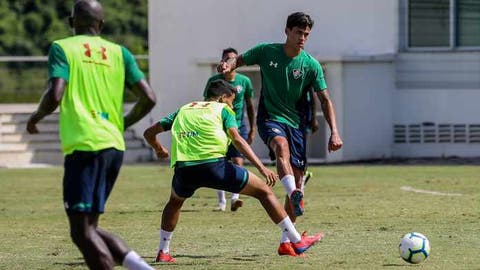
[148,0,398,159]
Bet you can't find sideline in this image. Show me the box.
[400,186,463,196]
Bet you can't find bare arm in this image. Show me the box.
[26,78,66,134]
[245,96,256,144]
[124,79,157,130]
[316,89,343,152]
[227,127,278,186]
[143,123,169,159]
[217,55,245,74]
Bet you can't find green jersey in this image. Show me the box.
[48,35,144,155]
[242,43,327,128]
[203,73,254,127]
[158,101,237,167]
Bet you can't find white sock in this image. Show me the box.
[122,251,154,270]
[301,176,306,192]
[280,222,295,243]
[276,217,301,243]
[281,175,296,196]
[231,193,240,201]
[158,229,173,253]
[217,190,226,205]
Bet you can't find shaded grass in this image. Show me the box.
[0,165,479,269]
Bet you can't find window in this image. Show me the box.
[407,0,480,48]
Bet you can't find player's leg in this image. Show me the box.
[239,170,324,255]
[229,156,244,211]
[156,167,194,263]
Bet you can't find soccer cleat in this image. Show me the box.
[292,231,324,254]
[230,199,243,212]
[303,171,313,186]
[290,189,304,217]
[214,202,226,212]
[155,250,176,263]
[278,242,305,257]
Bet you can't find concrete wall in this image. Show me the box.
[147,0,398,160]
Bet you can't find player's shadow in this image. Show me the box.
[149,253,262,265]
[383,263,408,267]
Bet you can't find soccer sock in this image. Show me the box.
[301,175,306,192]
[158,229,173,253]
[280,222,296,243]
[231,193,240,201]
[276,217,301,243]
[122,251,155,270]
[281,175,296,196]
[217,190,226,205]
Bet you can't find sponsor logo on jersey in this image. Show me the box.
[269,61,278,68]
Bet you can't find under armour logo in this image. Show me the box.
[269,61,278,68]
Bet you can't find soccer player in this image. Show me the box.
[203,47,256,212]
[143,80,324,263]
[26,1,156,269]
[217,12,343,256]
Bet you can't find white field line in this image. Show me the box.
[400,186,463,196]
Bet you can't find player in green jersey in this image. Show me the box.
[26,1,156,269]
[144,80,324,262]
[203,48,256,212]
[218,12,343,256]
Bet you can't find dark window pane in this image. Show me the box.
[457,0,480,46]
[409,0,450,47]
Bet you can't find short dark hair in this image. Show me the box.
[206,80,237,99]
[222,47,238,59]
[286,12,314,30]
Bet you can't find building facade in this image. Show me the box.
[147,0,480,162]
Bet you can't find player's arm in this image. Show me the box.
[27,43,68,134]
[227,127,278,186]
[143,111,177,159]
[122,46,156,130]
[27,78,66,134]
[245,96,256,144]
[143,122,169,159]
[315,90,343,152]
[124,79,156,130]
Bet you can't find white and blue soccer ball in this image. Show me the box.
[399,232,430,264]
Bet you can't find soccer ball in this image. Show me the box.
[399,232,430,264]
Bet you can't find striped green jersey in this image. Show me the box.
[242,43,327,128]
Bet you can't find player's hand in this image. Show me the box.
[260,167,278,187]
[26,118,39,134]
[328,132,343,152]
[156,145,169,159]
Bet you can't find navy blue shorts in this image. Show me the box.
[172,158,249,198]
[63,148,124,214]
[226,123,248,159]
[257,120,307,170]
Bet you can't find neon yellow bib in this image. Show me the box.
[54,35,125,154]
[170,102,232,166]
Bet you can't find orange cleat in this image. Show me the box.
[155,250,176,263]
[278,242,305,257]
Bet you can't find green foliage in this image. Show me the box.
[0,0,148,103]
[0,0,148,56]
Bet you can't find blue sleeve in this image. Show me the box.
[48,43,69,81]
[122,46,145,86]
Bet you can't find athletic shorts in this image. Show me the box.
[172,158,249,198]
[63,148,124,214]
[257,119,307,170]
[226,123,248,159]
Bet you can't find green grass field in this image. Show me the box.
[1,165,479,270]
